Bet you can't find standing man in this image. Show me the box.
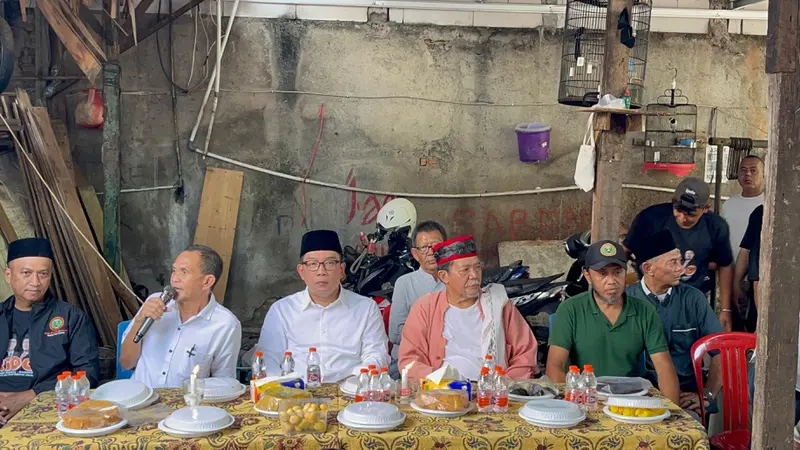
[735,205,763,313]
[120,245,242,388]
[546,240,680,405]
[626,230,723,421]
[399,236,537,381]
[256,230,389,383]
[624,178,735,331]
[388,221,446,377]
[0,238,99,424]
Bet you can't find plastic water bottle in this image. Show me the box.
[306,347,322,388]
[379,368,394,402]
[565,365,581,404]
[494,369,509,413]
[582,364,598,411]
[76,371,90,394]
[280,351,295,376]
[354,369,369,402]
[482,355,495,376]
[251,351,268,402]
[367,369,382,402]
[477,367,494,413]
[68,374,87,408]
[55,374,71,417]
[574,368,587,408]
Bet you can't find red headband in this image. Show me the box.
[433,235,478,265]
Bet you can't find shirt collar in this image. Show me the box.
[299,286,348,310]
[640,279,671,302]
[196,293,218,321]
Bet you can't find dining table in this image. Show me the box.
[0,382,711,449]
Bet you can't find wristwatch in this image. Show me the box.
[702,388,714,403]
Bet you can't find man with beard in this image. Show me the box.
[399,236,537,381]
[626,230,723,421]
[546,240,680,404]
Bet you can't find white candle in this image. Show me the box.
[399,362,414,404]
[190,364,199,394]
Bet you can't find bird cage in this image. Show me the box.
[642,86,698,176]
[558,0,652,108]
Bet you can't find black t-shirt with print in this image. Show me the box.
[0,308,34,392]
[740,205,763,281]
[624,202,734,292]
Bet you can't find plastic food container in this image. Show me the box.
[341,402,404,425]
[61,400,127,430]
[415,389,470,412]
[278,398,330,435]
[606,397,665,409]
[91,380,152,408]
[255,385,312,411]
[164,406,234,432]
[519,399,584,423]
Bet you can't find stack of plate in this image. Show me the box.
[158,406,235,437]
[339,377,358,396]
[337,402,406,432]
[596,376,651,398]
[518,399,586,428]
[202,378,247,403]
[604,396,671,424]
[91,379,159,410]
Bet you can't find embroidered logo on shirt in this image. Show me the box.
[600,243,617,257]
[45,316,68,337]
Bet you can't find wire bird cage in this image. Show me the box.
[558,0,652,108]
[642,87,698,176]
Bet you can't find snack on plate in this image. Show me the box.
[608,406,666,417]
[415,389,469,412]
[508,379,558,397]
[62,400,123,430]
[278,399,330,435]
[255,385,312,412]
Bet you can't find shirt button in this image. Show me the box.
[162,372,166,375]
[169,350,173,353]
[436,356,441,360]
[177,327,181,331]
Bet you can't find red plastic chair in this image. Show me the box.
[691,332,756,450]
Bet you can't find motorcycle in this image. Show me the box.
[564,230,591,297]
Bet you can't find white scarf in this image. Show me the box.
[479,283,510,368]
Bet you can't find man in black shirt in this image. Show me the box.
[734,205,763,323]
[0,238,99,424]
[624,178,735,331]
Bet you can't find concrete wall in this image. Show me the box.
[58,18,766,341]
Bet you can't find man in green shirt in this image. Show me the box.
[546,240,680,405]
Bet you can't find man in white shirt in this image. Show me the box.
[388,221,446,376]
[256,230,389,383]
[119,245,242,388]
[722,155,765,332]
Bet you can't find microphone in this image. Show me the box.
[133,285,177,344]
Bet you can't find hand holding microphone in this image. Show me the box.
[133,285,178,343]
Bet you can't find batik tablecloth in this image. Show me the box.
[0,383,710,449]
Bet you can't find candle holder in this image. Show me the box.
[182,378,206,406]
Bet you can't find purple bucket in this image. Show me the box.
[515,123,551,163]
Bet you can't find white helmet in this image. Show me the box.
[377,198,417,238]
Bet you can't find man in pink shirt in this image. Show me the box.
[398,235,538,381]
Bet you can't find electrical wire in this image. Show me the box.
[155,0,189,94]
[0,113,143,304]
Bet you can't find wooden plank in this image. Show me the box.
[36,0,102,82]
[193,168,244,304]
[751,66,800,448]
[0,204,18,243]
[766,0,798,73]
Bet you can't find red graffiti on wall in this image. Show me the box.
[346,169,396,225]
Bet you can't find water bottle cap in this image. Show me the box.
[285,351,292,356]
[497,369,505,376]
[380,368,388,373]
[62,371,71,376]
[368,364,376,370]
[494,365,502,372]
[370,370,379,376]
[255,351,264,357]
[480,367,489,375]
[360,368,368,373]
[569,365,580,372]
[485,355,493,360]
[309,347,317,352]
[77,371,86,377]
[71,375,81,380]
[584,364,594,372]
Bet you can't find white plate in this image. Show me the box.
[204,384,247,403]
[56,419,128,437]
[596,377,651,398]
[128,391,160,410]
[337,411,405,432]
[410,401,473,418]
[603,405,671,424]
[254,405,279,417]
[339,380,357,396]
[91,380,153,409]
[157,417,234,438]
[509,392,555,402]
[519,414,585,429]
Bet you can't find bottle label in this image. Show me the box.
[399,387,411,398]
[382,391,391,402]
[477,392,491,408]
[496,395,509,408]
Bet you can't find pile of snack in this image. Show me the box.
[607,405,667,417]
[62,400,123,430]
[278,401,328,434]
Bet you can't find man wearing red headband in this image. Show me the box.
[398,236,537,381]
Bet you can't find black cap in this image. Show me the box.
[300,230,342,258]
[7,238,54,264]
[631,230,678,263]
[673,177,710,211]
[584,240,627,271]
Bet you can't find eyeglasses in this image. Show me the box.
[301,260,342,271]
[414,243,442,254]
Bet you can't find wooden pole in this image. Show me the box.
[102,0,121,272]
[752,0,800,447]
[590,0,633,242]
